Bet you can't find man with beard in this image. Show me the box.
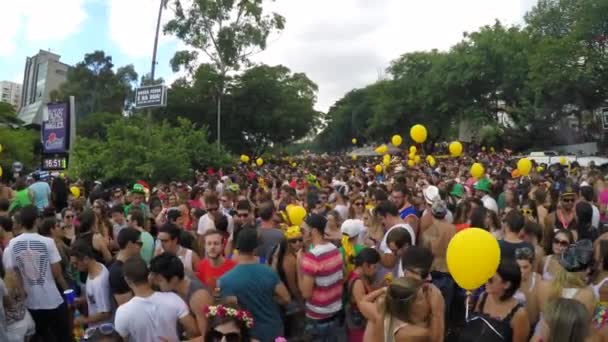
[401,246,445,342]
[195,229,236,290]
[196,194,233,254]
[390,183,419,233]
[543,185,578,253]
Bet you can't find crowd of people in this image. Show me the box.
[1,150,608,341]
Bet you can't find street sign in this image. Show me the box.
[42,155,68,171]
[135,85,167,109]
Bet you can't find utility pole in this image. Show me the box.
[146,0,165,176]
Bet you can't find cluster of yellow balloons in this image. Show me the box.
[447,228,500,290]
[470,162,485,179]
[517,158,532,176]
[383,154,391,167]
[449,141,463,157]
[426,155,436,167]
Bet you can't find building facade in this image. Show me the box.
[18,50,70,125]
[0,81,22,110]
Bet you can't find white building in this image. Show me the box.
[18,50,70,125]
[0,81,22,110]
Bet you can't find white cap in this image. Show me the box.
[341,219,364,238]
[423,185,440,205]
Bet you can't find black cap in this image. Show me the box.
[236,228,258,253]
[305,214,327,233]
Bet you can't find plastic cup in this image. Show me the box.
[64,289,75,305]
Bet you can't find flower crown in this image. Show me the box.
[285,226,302,240]
[203,305,254,328]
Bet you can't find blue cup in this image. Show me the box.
[64,289,75,305]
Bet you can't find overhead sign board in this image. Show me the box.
[135,85,168,109]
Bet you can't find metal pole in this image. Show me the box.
[217,94,221,148]
[151,0,164,83]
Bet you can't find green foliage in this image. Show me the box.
[156,63,320,154]
[52,51,138,117]
[70,117,232,183]
[76,112,123,139]
[0,102,23,126]
[0,127,38,174]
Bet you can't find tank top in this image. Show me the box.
[513,273,537,304]
[542,256,554,281]
[383,315,409,342]
[464,293,522,342]
[178,247,194,276]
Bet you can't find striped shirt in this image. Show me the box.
[301,242,344,319]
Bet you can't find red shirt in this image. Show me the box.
[196,258,237,289]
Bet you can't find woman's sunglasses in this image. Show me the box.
[553,238,570,247]
[289,238,303,244]
[206,330,241,342]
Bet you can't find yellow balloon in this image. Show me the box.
[470,163,485,179]
[374,164,383,174]
[517,158,532,176]
[536,166,544,173]
[0,165,2,178]
[0,144,2,153]
[256,158,264,167]
[291,162,297,167]
[383,154,391,167]
[352,138,357,144]
[559,157,567,166]
[490,147,495,153]
[375,144,388,155]
[351,155,358,161]
[407,160,415,167]
[408,152,416,160]
[426,155,436,167]
[240,154,250,163]
[410,124,428,143]
[482,146,486,151]
[409,146,417,154]
[414,155,421,163]
[449,141,463,157]
[391,135,403,147]
[447,228,501,290]
[70,186,81,199]
[286,205,307,226]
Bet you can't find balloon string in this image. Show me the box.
[465,291,471,322]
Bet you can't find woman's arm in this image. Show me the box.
[511,307,531,342]
[358,287,386,324]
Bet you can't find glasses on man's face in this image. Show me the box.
[562,197,575,203]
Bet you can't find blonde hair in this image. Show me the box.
[544,298,590,342]
[383,277,423,322]
[551,267,586,300]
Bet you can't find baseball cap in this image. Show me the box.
[341,219,364,238]
[236,228,258,253]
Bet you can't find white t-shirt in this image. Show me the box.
[86,263,113,328]
[115,292,189,342]
[334,204,349,221]
[592,204,600,229]
[481,195,499,214]
[197,213,234,236]
[379,223,416,278]
[3,232,63,310]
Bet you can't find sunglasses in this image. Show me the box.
[206,330,240,342]
[84,323,115,340]
[562,197,575,203]
[520,208,533,215]
[289,238,303,243]
[64,215,74,219]
[553,238,570,247]
[354,202,364,206]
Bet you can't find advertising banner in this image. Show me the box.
[42,103,69,153]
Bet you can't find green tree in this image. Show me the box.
[0,102,23,126]
[164,0,286,145]
[228,64,320,155]
[76,112,124,139]
[0,127,38,175]
[70,117,232,183]
[52,51,138,117]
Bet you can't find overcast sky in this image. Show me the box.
[0,0,537,112]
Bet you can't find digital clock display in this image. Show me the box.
[42,156,68,170]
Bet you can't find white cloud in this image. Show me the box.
[248,0,537,111]
[108,0,176,59]
[0,0,87,56]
